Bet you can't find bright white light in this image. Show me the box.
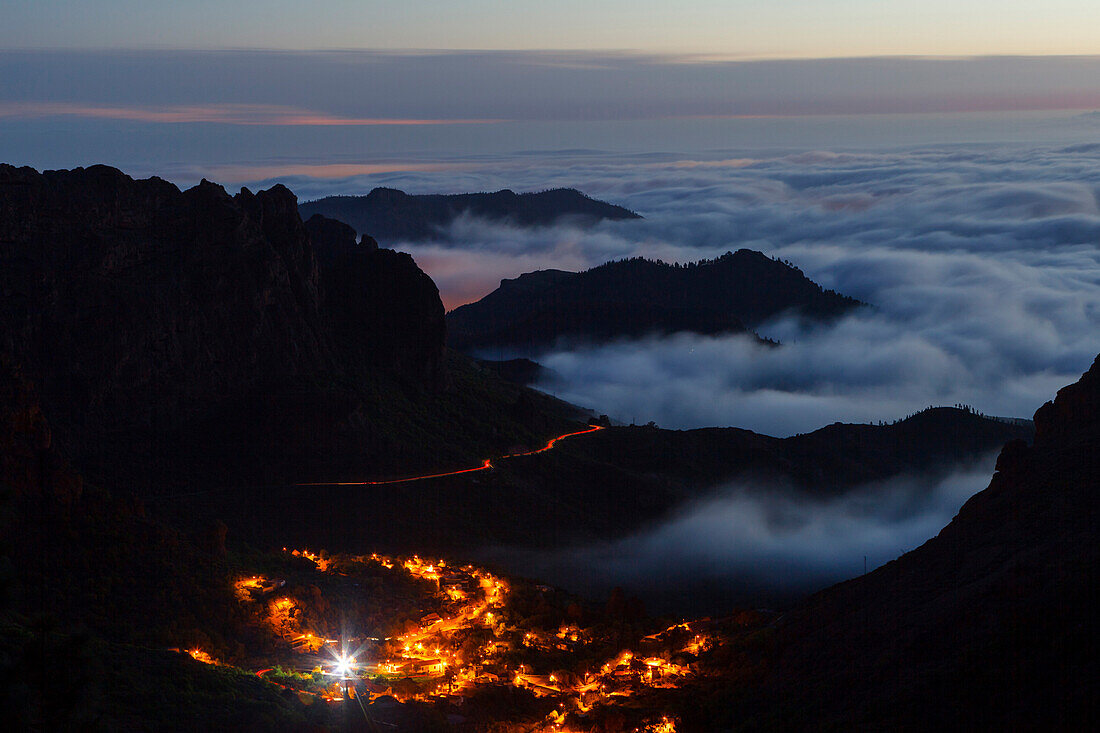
[334,655,352,677]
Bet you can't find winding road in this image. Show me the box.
[298,425,603,486]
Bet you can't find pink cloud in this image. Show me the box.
[0,101,505,126]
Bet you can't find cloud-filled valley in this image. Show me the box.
[480,455,1001,613]
[292,142,1100,435]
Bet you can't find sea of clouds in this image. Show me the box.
[273,140,1100,436]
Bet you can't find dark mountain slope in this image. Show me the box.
[0,165,581,490]
[447,250,862,353]
[0,360,319,730]
[178,408,1031,557]
[305,213,445,386]
[298,186,640,242]
[718,360,1100,731]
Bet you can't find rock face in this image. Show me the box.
[304,214,444,388]
[0,359,82,503]
[756,357,1100,730]
[298,186,641,243]
[0,165,447,486]
[447,251,862,353]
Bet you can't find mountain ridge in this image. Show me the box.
[298,186,640,243]
[447,250,863,353]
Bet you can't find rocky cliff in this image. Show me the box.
[304,213,445,388]
[0,165,565,489]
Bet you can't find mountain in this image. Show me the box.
[447,251,863,353]
[298,186,641,243]
[691,360,1100,730]
[303,213,445,386]
[0,165,582,490]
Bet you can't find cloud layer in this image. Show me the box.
[314,142,1100,434]
[480,456,999,613]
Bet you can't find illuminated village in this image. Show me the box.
[184,546,762,732]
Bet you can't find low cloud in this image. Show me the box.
[479,456,999,614]
[338,142,1100,433]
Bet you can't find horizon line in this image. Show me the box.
[4,47,1100,64]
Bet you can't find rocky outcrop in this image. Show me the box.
[0,165,448,487]
[751,358,1100,730]
[304,214,444,388]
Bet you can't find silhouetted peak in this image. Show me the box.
[365,187,411,201]
[1032,353,1100,451]
[194,177,227,194]
[501,269,573,290]
[304,213,359,266]
[305,212,357,245]
[449,250,862,352]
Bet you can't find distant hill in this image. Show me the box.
[298,187,641,242]
[447,250,863,353]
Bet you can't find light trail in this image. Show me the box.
[499,425,604,459]
[298,458,493,487]
[297,425,603,486]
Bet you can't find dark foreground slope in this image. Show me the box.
[447,251,862,353]
[0,165,581,490]
[299,186,640,243]
[696,360,1100,731]
[175,407,1030,557]
[0,361,322,731]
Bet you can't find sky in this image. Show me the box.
[3,1,1100,57]
[2,50,1100,183]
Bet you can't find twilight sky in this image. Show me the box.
[3,1,1099,57]
[3,1,1098,178]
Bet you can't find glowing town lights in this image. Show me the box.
[261,545,703,717]
[187,649,217,665]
